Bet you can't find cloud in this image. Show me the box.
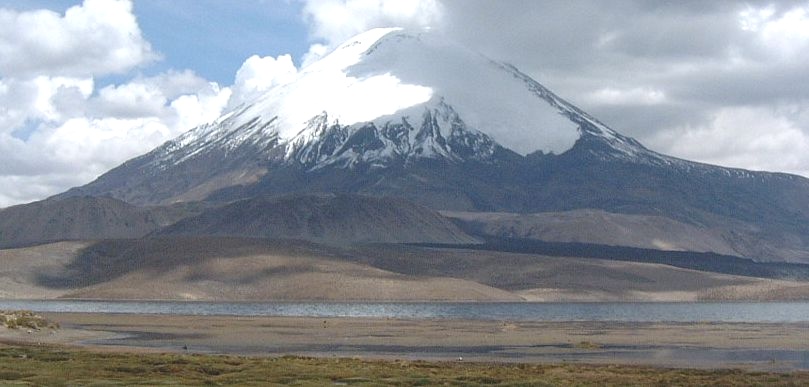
[229,54,298,108]
[0,1,237,207]
[0,174,83,210]
[586,87,667,106]
[0,114,182,206]
[0,71,232,207]
[0,0,157,78]
[743,4,809,61]
[94,82,169,119]
[647,105,809,177]
[301,43,330,68]
[419,1,809,178]
[90,70,230,121]
[0,76,96,141]
[301,0,443,46]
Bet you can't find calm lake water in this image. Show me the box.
[2,300,809,323]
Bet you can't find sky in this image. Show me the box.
[1,0,808,207]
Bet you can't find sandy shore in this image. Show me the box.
[2,313,808,371]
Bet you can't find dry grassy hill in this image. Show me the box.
[2,237,808,302]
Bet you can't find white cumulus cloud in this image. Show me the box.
[0,0,157,78]
[0,71,232,207]
[229,54,298,108]
[0,1,231,207]
[301,0,443,46]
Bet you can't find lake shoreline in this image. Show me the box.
[2,312,809,371]
[3,299,809,323]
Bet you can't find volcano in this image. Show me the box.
[56,28,809,262]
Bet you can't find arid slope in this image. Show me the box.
[2,238,808,301]
[158,194,478,244]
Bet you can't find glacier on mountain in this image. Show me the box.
[167,27,598,169]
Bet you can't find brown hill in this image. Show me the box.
[0,196,194,248]
[156,194,478,244]
[2,238,808,302]
[26,238,517,301]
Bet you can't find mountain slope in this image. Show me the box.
[0,196,192,248]
[55,28,809,262]
[443,209,741,256]
[156,194,477,244]
[57,27,603,205]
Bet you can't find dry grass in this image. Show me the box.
[0,311,58,331]
[574,340,603,350]
[0,344,807,386]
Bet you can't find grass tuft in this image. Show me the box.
[574,340,603,350]
[1,310,59,331]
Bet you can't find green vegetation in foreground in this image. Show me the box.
[0,345,808,386]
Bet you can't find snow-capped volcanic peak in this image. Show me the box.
[235,27,582,157]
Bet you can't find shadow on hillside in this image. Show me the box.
[34,235,809,291]
[34,237,334,289]
[413,237,809,281]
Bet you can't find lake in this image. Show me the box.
[2,300,809,323]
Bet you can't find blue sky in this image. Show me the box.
[1,0,808,206]
[132,1,309,83]
[0,0,310,84]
